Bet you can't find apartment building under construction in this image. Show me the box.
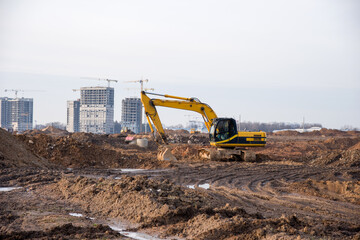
[121,97,142,133]
[66,100,80,132]
[0,97,33,132]
[79,87,114,134]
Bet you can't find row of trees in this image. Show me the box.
[238,122,322,132]
[34,122,66,130]
[166,122,323,132]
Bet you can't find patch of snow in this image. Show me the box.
[69,213,83,217]
[186,185,195,189]
[273,127,321,133]
[0,187,21,192]
[198,183,210,189]
[121,169,145,172]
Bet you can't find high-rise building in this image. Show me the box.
[121,97,142,133]
[79,87,114,134]
[0,98,10,130]
[0,97,33,132]
[66,100,80,132]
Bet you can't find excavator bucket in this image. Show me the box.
[198,148,221,161]
[157,146,177,161]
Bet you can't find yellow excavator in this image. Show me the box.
[141,91,266,161]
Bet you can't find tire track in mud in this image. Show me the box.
[155,162,360,226]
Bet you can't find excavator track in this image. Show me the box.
[198,148,257,162]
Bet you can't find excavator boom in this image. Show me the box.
[141,91,217,143]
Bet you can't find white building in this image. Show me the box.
[0,97,33,132]
[66,100,80,132]
[79,87,114,134]
[121,97,142,133]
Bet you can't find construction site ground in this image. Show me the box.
[1,127,360,239]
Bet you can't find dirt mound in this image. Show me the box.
[272,128,359,137]
[171,144,203,160]
[23,126,69,137]
[51,175,216,226]
[323,137,360,150]
[16,133,167,169]
[167,133,209,144]
[0,223,121,239]
[256,135,360,164]
[0,128,50,168]
[290,179,360,204]
[349,141,360,150]
[273,130,301,136]
[41,126,68,134]
[44,175,360,239]
[311,149,360,168]
[165,129,189,134]
[70,132,109,144]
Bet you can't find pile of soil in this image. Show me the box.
[310,149,360,167]
[272,128,359,137]
[165,129,189,134]
[171,144,204,160]
[166,132,209,144]
[44,175,360,239]
[256,134,360,167]
[41,126,69,137]
[0,128,50,168]
[272,130,301,136]
[290,179,360,204]
[16,133,168,169]
[308,137,360,167]
[23,126,69,138]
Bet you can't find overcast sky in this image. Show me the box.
[0,0,359,129]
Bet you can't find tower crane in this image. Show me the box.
[5,89,24,98]
[4,89,44,98]
[124,87,154,92]
[124,79,149,91]
[81,77,119,87]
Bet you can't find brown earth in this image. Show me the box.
[0,127,360,239]
[0,128,50,168]
[15,131,170,169]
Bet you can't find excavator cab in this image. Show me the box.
[210,118,237,144]
[210,118,266,149]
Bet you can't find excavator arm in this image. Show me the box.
[141,91,218,143]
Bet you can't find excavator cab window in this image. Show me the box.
[210,118,237,142]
